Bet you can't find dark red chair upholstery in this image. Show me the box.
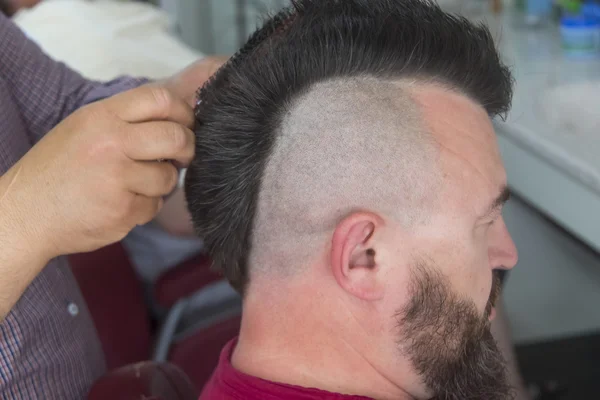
[168,315,241,390]
[70,243,240,391]
[153,253,223,309]
[87,362,197,400]
[70,244,152,370]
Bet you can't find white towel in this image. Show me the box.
[13,0,203,81]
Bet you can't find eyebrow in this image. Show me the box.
[481,186,511,219]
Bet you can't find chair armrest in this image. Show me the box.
[153,280,240,362]
[153,253,223,309]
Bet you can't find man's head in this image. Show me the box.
[186,1,517,399]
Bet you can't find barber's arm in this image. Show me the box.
[0,14,223,319]
[0,85,195,321]
[0,204,49,319]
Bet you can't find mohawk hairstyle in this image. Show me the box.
[185,0,513,293]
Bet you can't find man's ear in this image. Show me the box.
[330,212,385,301]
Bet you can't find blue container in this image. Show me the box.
[560,15,600,58]
[582,3,600,21]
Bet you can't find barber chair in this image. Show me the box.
[69,243,241,392]
[70,244,152,368]
[152,252,224,310]
[87,361,197,400]
[152,255,242,387]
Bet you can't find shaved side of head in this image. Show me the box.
[185,0,513,292]
[251,77,441,275]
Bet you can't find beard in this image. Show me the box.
[397,265,514,400]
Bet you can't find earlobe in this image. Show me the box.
[330,213,385,301]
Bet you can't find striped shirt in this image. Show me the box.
[0,13,145,399]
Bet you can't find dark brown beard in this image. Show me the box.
[397,265,514,400]
[485,271,503,321]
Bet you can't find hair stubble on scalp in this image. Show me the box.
[185,0,514,294]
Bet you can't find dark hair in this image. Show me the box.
[185,0,513,293]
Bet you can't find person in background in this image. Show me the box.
[8,0,240,316]
[186,0,522,399]
[0,12,220,398]
[3,0,208,289]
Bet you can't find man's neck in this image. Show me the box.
[231,284,415,400]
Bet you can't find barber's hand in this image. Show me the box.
[148,55,229,237]
[0,85,195,262]
[162,55,229,107]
